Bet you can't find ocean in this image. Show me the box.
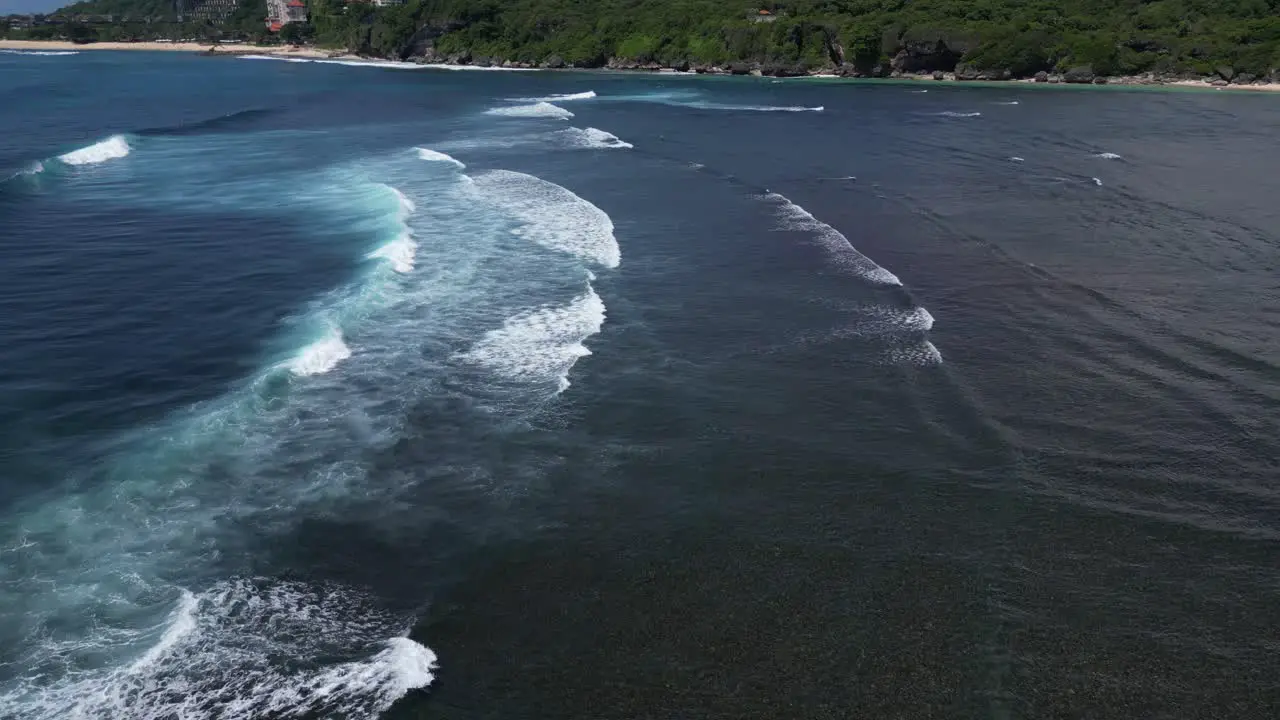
[1,50,1277,719]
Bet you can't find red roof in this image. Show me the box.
[287,1,304,6]
[268,21,282,31]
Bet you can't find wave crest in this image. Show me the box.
[471,170,620,268]
[457,285,606,394]
[58,135,131,166]
[558,127,633,149]
[765,193,900,285]
[484,102,574,119]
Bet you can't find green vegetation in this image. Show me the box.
[7,0,1280,78]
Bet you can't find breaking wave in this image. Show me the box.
[287,326,353,376]
[484,102,574,119]
[1094,152,1123,160]
[58,135,131,166]
[937,111,982,118]
[0,579,435,720]
[457,284,606,395]
[509,90,597,102]
[415,147,466,168]
[471,170,620,268]
[366,186,418,273]
[690,102,824,112]
[558,126,633,149]
[0,49,79,56]
[764,192,901,285]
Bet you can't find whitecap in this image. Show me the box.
[415,147,465,168]
[996,100,1020,105]
[58,135,131,165]
[937,111,982,118]
[0,49,79,56]
[690,102,823,112]
[883,340,944,366]
[1093,177,1104,186]
[484,102,574,119]
[1094,152,1123,160]
[368,232,417,273]
[457,285,606,393]
[558,127,633,149]
[470,170,620,268]
[764,192,901,286]
[0,580,436,720]
[509,90,597,102]
[1009,156,1025,162]
[288,327,353,376]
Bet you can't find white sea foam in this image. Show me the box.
[0,580,436,720]
[862,306,935,333]
[58,135,131,165]
[457,285,606,393]
[0,49,79,56]
[1092,177,1104,186]
[484,102,574,119]
[558,126,633,149]
[691,102,824,112]
[366,186,418,273]
[937,111,982,118]
[369,232,417,273]
[510,90,597,102]
[239,55,426,70]
[415,147,466,168]
[765,192,901,286]
[471,170,620,268]
[996,100,1020,105]
[883,340,944,366]
[1009,156,1025,162]
[1094,152,1123,160]
[288,328,353,376]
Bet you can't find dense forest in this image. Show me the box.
[9,0,1280,79]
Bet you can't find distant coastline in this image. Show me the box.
[5,39,1280,94]
[0,39,342,59]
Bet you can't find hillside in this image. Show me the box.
[17,0,1280,80]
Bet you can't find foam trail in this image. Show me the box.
[1009,156,1025,162]
[471,170,620,268]
[765,192,900,286]
[996,100,1020,105]
[883,340,944,366]
[457,285,606,394]
[416,147,466,168]
[937,111,982,118]
[484,102,574,119]
[1094,152,1123,160]
[288,327,353,376]
[559,127,633,149]
[1092,177,1104,186]
[509,91,597,102]
[58,135,130,165]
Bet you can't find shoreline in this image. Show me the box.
[0,39,346,59]
[5,39,1279,94]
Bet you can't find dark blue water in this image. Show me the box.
[1,50,1277,719]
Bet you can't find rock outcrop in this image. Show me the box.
[1063,65,1095,83]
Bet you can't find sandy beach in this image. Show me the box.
[0,39,340,58]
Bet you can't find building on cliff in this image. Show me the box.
[182,0,240,23]
[266,0,307,31]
